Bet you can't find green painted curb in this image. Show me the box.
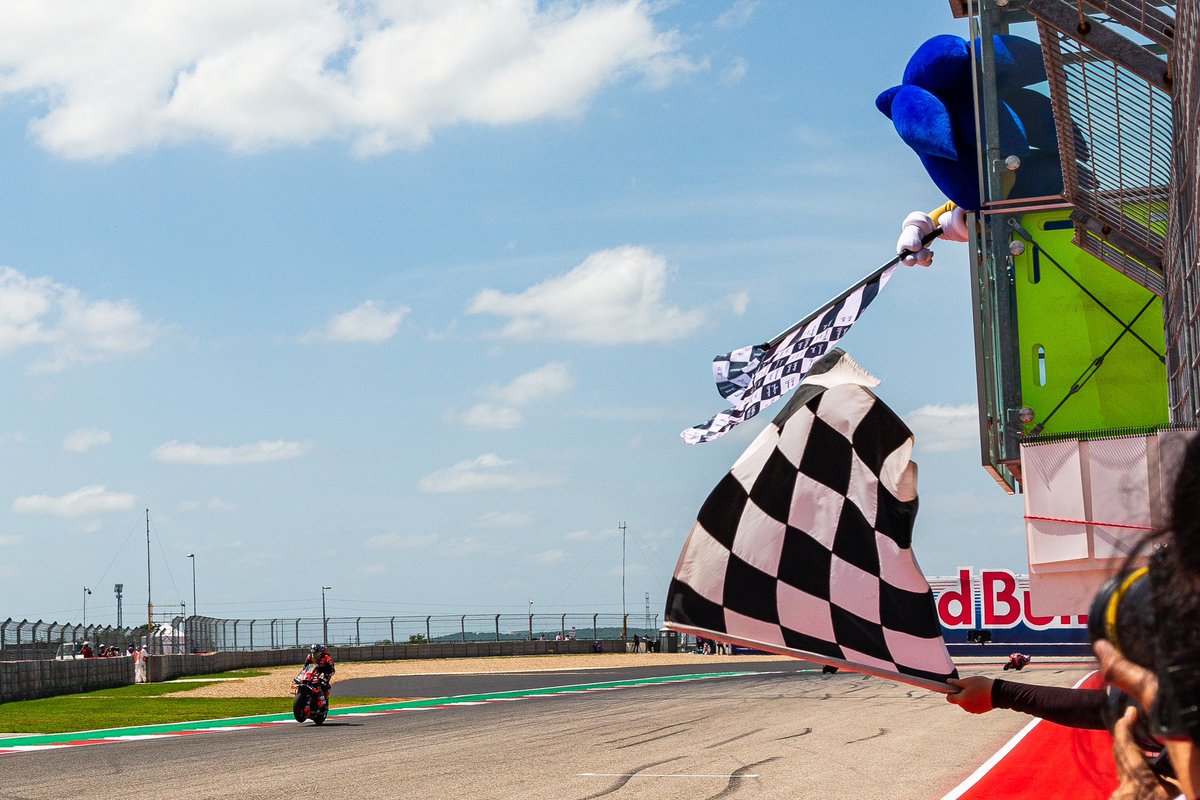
[0,670,765,749]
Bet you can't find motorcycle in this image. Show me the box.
[292,664,329,724]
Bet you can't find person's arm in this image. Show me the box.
[946,676,1107,729]
[991,679,1108,730]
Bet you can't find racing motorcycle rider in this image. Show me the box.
[304,644,335,707]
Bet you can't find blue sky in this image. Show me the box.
[0,1,1029,627]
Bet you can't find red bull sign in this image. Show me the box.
[932,568,1088,631]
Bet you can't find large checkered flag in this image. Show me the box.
[666,349,956,691]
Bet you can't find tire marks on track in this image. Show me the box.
[704,757,780,800]
[576,756,684,800]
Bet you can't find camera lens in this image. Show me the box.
[1088,566,1156,669]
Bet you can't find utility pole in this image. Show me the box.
[644,591,650,632]
[114,584,123,627]
[321,586,331,646]
[620,521,627,639]
[146,509,152,631]
[83,586,91,625]
[187,554,196,617]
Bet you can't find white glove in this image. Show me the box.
[897,211,935,267]
[936,205,970,242]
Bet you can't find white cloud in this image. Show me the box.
[467,246,705,344]
[180,497,236,511]
[439,536,491,556]
[534,549,567,564]
[715,0,760,28]
[62,427,112,453]
[152,439,311,465]
[720,56,748,85]
[565,528,616,541]
[364,532,439,550]
[418,453,563,493]
[906,403,978,453]
[728,291,749,315]
[496,362,574,405]
[459,362,574,430]
[0,1,697,160]
[0,267,162,372]
[303,300,409,343]
[13,485,136,517]
[0,534,22,546]
[472,511,533,528]
[0,432,27,448]
[459,402,525,431]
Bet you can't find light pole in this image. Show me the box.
[321,586,331,646]
[528,600,533,640]
[83,587,92,625]
[187,554,197,617]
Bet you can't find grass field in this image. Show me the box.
[0,669,378,734]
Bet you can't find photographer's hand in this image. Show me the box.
[1110,706,1179,800]
[1095,639,1159,712]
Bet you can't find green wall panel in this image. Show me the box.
[1014,210,1169,434]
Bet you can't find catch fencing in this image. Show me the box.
[185,612,661,653]
[0,612,662,660]
[0,618,142,661]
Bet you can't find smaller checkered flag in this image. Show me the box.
[666,349,956,690]
[683,229,942,445]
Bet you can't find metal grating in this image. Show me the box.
[1082,0,1177,47]
[1163,0,1200,421]
[1074,224,1167,293]
[1037,11,1173,293]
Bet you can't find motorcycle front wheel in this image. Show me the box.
[292,692,308,723]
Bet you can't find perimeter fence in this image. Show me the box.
[0,612,663,660]
[185,612,662,653]
[0,619,141,661]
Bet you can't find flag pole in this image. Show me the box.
[764,228,943,350]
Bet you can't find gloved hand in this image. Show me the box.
[897,211,935,266]
[936,205,970,242]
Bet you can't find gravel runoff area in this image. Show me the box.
[170,653,797,698]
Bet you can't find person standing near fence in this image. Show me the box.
[133,645,147,683]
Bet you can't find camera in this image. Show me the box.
[1089,551,1200,756]
[1088,566,1168,761]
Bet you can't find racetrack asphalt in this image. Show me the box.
[332,659,813,698]
[0,660,1093,800]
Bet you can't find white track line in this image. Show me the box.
[578,773,759,779]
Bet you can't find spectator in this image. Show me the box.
[80,641,94,659]
[133,645,147,683]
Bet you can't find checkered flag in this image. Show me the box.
[666,349,956,690]
[683,265,897,444]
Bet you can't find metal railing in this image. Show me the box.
[184,613,661,653]
[0,611,663,659]
[0,618,141,660]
